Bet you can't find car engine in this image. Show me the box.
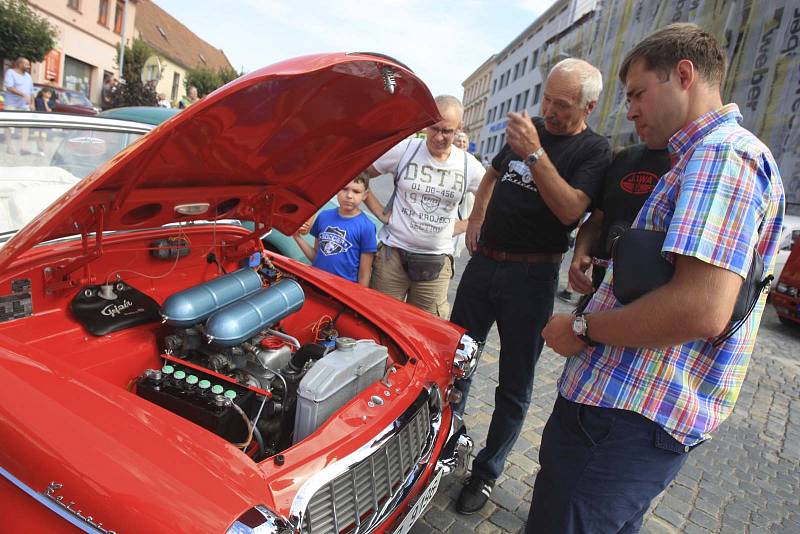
[133,267,388,461]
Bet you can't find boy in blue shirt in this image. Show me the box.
[293,174,377,286]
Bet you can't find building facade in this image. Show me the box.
[461,55,496,157]
[467,0,800,211]
[26,0,138,105]
[135,0,233,106]
[476,0,598,162]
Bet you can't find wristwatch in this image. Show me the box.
[526,146,545,166]
[572,313,596,346]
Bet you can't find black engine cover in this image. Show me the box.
[70,281,161,336]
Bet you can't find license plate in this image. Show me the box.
[392,468,444,534]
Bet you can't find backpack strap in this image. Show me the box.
[383,138,423,216]
[457,150,468,220]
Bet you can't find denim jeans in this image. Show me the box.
[450,252,559,480]
[526,395,693,534]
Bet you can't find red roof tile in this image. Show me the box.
[135,0,234,71]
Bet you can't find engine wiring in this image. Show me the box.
[231,401,254,450]
[104,228,192,286]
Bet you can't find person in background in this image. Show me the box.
[568,143,671,308]
[363,95,485,318]
[101,77,118,110]
[292,174,377,286]
[3,57,34,154]
[158,93,172,108]
[454,131,469,151]
[34,88,53,113]
[451,58,612,515]
[528,23,784,533]
[179,86,199,109]
[32,87,54,155]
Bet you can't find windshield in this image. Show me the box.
[62,91,93,107]
[0,123,144,242]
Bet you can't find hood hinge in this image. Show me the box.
[43,205,105,294]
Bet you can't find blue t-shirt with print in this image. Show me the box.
[311,209,377,282]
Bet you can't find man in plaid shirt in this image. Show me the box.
[525,24,785,533]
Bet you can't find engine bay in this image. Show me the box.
[73,257,394,463]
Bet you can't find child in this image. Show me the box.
[293,174,377,286]
[33,88,54,155]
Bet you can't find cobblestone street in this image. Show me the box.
[412,252,800,534]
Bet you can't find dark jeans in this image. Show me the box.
[450,252,559,481]
[526,395,693,534]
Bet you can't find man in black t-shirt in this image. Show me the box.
[569,144,672,301]
[451,58,612,515]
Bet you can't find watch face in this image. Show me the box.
[572,315,587,336]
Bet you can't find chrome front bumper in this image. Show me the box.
[288,388,472,534]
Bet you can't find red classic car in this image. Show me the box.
[0,53,477,533]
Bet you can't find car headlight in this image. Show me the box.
[227,506,292,534]
[452,334,481,379]
[776,283,788,294]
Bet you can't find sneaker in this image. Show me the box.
[456,476,494,515]
[557,289,573,303]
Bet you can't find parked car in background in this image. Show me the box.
[774,214,800,281]
[0,53,475,534]
[772,220,800,327]
[34,84,98,115]
[0,111,153,238]
[772,239,800,326]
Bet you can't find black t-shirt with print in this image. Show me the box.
[482,117,611,253]
[592,144,672,260]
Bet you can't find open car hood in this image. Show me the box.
[0,53,439,269]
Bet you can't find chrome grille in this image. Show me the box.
[302,401,431,534]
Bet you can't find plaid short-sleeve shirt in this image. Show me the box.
[559,104,785,445]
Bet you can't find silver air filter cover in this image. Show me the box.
[160,268,263,327]
[205,279,305,347]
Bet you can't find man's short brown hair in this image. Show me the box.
[619,23,727,88]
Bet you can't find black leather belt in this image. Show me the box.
[478,244,562,264]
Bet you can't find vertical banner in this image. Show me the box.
[585,0,800,211]
[44,49,61,83]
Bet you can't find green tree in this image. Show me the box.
[185,66,241,97]
[110,38,158,108]
[0,0,57,67]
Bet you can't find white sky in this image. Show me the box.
[151,0,558,98]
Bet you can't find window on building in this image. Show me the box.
[68,0,80,10]
[531,50,539,70]
[98,0,108,25]
[506,98,512,112]
[171,72,181,101]
[114,1,124,34]
[522,89,530,109]
[521,57,527,74]
[533,83,542,105]
[513,63,520,81]
[500,133,506,147]
[480,140,485,154]
[505,69,511,86]
[499,102,505,116]
[514,93,521,112]
[492,79,497,95]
